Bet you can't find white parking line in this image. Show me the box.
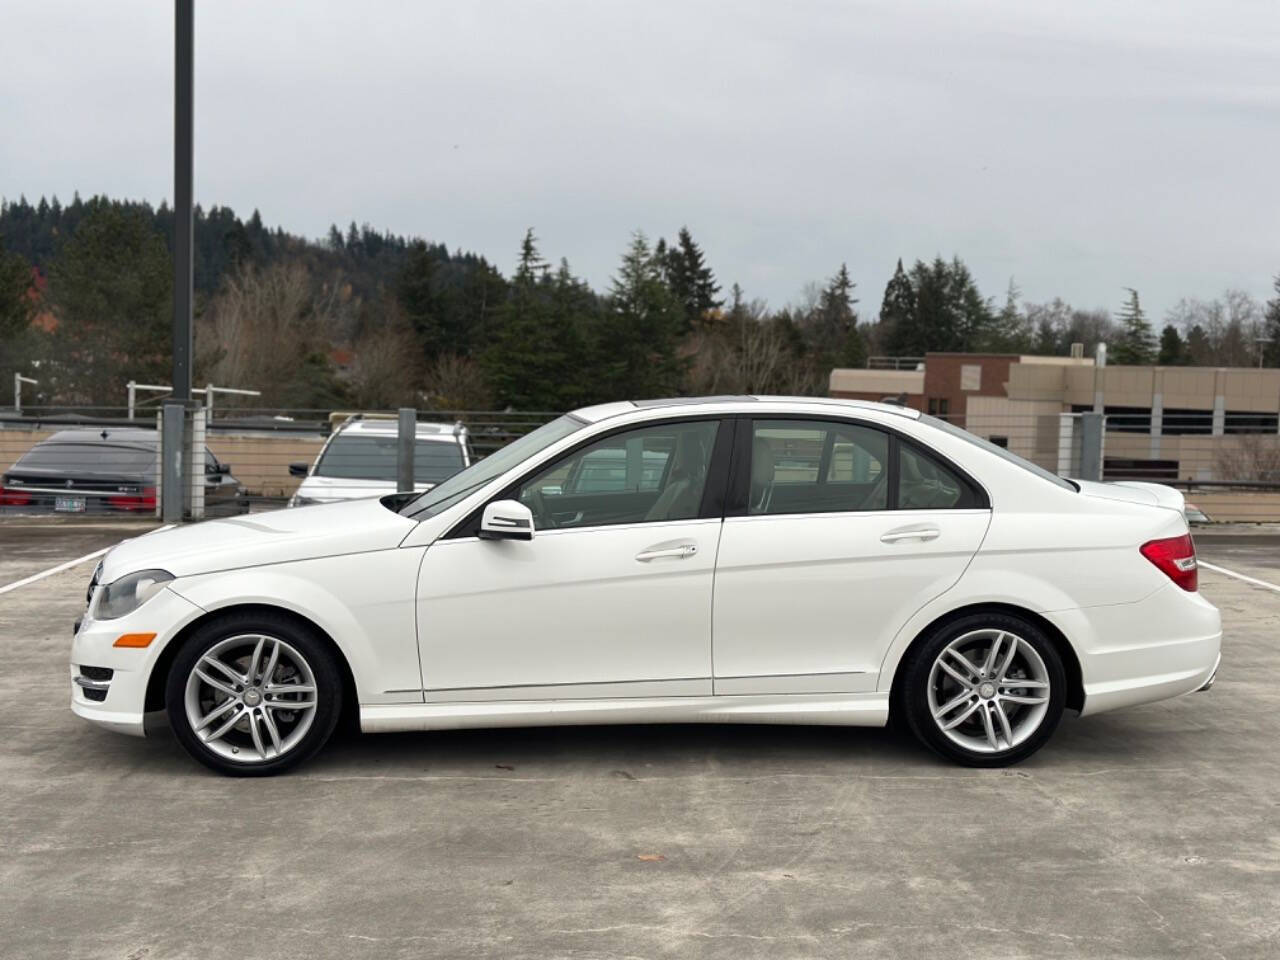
[1199,560,1280,595]
[0,548,109,597]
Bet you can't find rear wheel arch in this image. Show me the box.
[144,603,359,725]
[888,602,1084,718]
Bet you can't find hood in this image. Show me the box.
[99,496,417,582]
[1073,479,1186,513]
[293,475,435,503]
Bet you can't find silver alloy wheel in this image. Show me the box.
[184,633,318,764]
[926,628,1051,753]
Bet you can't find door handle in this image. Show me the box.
[880,527,940,543]
[635,543,698,562]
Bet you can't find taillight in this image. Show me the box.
[1140,534,1198,592]
[0,484,32,506]
[107,486,157,512]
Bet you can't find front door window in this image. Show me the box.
[518,420,719,529]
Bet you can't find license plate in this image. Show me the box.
[55,496,87,513]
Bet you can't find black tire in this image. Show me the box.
[902,612,1066,767]
[165,611,343,776]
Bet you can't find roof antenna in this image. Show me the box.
[100,429,109,440]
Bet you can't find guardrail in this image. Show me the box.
[4,405,1279,523]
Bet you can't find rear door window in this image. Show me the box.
[749,420,888,515]
[897,443,976,509]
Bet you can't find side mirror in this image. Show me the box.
[288,462,309,478]
[478,499,535,541]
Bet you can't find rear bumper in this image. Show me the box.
[1196,653,1221,692]
[1078,639,1220,715]
[1045,583,1222,717]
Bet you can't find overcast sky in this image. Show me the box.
[2,0,1277,322]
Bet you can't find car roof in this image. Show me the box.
[571,396,921,424]
[333,418,464,440]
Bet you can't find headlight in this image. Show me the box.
[95,569,174,620]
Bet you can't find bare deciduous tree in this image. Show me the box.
[197,261,347,408]
[686,296,825,395]
[423,353,493,411]
[347,314,423,409]
[1214,435,1280,483]
[1166,290,1263,367]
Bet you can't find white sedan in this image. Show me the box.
[70,397,1221,776]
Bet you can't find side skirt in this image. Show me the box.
[360,692,889,734]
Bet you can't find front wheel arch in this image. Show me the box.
[887,602,1084,725]
[145,603,359,727]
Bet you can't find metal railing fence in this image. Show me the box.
[3,405,1279,523]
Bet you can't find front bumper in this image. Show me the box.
[69,585,206,737]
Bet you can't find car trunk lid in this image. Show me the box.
[1072,479,1186,513]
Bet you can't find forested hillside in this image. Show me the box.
[2,194,1278,411]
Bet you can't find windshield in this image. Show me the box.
[315,435,464,483]
[920,414,1076,492]
[399,415,586,519]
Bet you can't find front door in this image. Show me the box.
[416,418,729,701]
[712,418,991,695]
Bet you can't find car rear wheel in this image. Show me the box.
[165,613,341,776]
[902,613,1066,767]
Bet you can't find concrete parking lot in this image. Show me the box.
[1,520,1278,959]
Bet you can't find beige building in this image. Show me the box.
[832,355,1280,486]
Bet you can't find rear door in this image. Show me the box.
[711,417,991,695]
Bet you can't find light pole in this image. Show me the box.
[164,0,194,524]
[172,0,194,403]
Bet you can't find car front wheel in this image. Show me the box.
[165,612,342,776]
[902,613,1066,767]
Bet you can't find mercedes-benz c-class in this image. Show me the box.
[70,397,1220,775]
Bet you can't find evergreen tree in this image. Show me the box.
[981,278,1032,353]
[1157,324,1188,365]
[887,256,993,356]
[1263,275,1280,367]
[600,232,686,399]
[549,258,601,406]
[665,227,721,333]
[397,240,441,354]
[0,249,38,395]
[0,248,31,342]
[1185,324,1212,365]
[653,237,671,285]
[483,229,572,409]
[44,200,173,403]
[943,257,995,352]
[1110,288,1156,364]
[880,258,918,356]
[481,235,591,414]
[810,263,865,368]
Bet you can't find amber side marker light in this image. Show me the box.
[113,633,157,648]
